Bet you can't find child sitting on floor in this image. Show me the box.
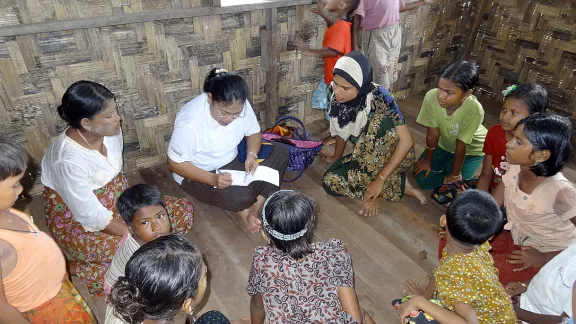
[247,190,375,323]
[104,184,173,295]
[108,233,231,324]
[414,61,487,190]
[506,241,576,323]
[0,135,96,323]
[396,190,516,323]
[431,83,549,207]
[490,113,576,285]
[297,0,358,120]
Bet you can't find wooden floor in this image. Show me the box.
[19,94,576,323]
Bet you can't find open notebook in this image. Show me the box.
[219,166,280,187]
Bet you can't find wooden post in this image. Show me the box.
[261,7,279,128]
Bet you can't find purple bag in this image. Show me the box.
[262,116,323,182]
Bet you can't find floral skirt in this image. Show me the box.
[22,278,97,323]
[43,173,195,296]
[322,115,415,201]
[392,296,441,324]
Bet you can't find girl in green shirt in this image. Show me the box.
[414,61,487,190]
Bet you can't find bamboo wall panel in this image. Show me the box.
[470,0,576,119]
[0,0,211,25]
[0,5,325,181]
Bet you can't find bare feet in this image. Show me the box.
[405,183,426,205]
[359,198,380,217]
[238,196,265,233]
[322,136,336,146]
[403,279,427,296]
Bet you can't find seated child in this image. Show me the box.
[395,190,516,323]
[0,135,96,323]
[506,241,576,323]
[104,183,173,294]
[107,233,231,324]
[431,83,549,207]
[247,190,375,323]
[297,0,358,117]
[414,61,487,190]
[490,114,576,284]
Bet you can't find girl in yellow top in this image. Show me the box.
[414,61,487,189]
[397,190,516,324]
[0,136,96,323]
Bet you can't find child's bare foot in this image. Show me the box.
[405,181,426,204]
[403,279,426,296]
[359,198,380,217]
[323,136,336,146]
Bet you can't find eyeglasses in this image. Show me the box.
[215,106,246,119]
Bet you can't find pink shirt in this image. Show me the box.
[354,0,406,30]
[503,164,576,253]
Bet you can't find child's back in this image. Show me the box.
[435,242,516,323]
[248,238,356,323]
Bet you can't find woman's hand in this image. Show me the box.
[320,149,336,163]
[398,296,423,324]
[507,246,548,271]
[444,173,462,184]
[505,282,528,297]
[413,159,432,178]
[364,177,384,203]
[245,154,259,175]
[214,172,233,189]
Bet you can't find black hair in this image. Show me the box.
[0,135,28,182]
[203,68,249,106]
[446,190,502,246]
[516,114,573,177]
[504,83,549,115]
[263,190,317,260]
[109,234,204,323]
[57,80,115,129]
[116,184,166,224]
[439,60,479,92]
[345,0,360,13]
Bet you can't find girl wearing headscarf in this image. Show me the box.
[322,51,425,216]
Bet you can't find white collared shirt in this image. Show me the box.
[41,130,124,232]
[168,93,260,184]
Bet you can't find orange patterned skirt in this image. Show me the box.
[43,173,194,296]
[22,278,97,323]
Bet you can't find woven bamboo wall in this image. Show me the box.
[0,0,211,25]
[0,0,478,196]
[469,0,576,119]
[0,4,325,181]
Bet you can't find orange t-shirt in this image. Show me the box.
[323,19,352,85]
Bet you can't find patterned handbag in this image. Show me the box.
[262,116,323,182]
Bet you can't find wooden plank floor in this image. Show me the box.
[19,93,576,323]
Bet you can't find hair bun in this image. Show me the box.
[109,277,146,323]
[56,104,69,122]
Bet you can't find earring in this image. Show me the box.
[188,305,194,315]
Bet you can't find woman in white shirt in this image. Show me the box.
[168,68,289,233]
[41,81,195,296]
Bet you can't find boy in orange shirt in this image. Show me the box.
[297,0,359,118]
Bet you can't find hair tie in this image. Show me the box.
[215,68,228,74]
[261,190,308,241]
[502,84,517,98]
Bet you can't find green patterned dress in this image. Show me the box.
[322,86,415,201]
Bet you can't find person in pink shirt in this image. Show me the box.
[352,0,435,89]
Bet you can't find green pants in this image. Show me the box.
[415,147,484,190]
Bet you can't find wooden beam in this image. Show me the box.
[262,7,279,128]
[464,0,490,59]
[0,0,313,37]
